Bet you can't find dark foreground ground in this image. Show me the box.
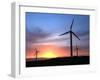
[26,56,90,67]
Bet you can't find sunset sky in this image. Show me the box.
[26,12,89,60]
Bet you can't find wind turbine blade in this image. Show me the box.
[34,48,37,51]
[70,18,74,30]
[59,31,69,36]
[72,32,80,40]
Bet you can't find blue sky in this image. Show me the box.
[26,12,89,55]
[26,12,89,34]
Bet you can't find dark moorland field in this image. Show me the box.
[26,56,90,67]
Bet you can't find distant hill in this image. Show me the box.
[26,58,51,61]
[26,56,90,67]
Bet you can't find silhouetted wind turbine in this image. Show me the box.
[59,18,80,57]
[76,44,79,56]
[34,48,39,61]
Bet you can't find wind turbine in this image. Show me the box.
[34,48,39,61]
[75,44,79,56]
[59,18,80,57]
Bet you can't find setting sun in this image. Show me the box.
[41,51,57,58]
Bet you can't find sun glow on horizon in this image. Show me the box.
[40,51,58,58]
[26,45,71,59]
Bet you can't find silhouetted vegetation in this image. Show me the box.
[26,56,89,67]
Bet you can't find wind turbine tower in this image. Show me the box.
[76,44,79,56]
[34,48,39,61]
